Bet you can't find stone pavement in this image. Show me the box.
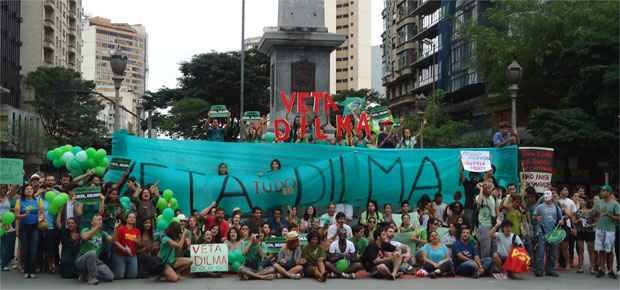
[1,270,618,290]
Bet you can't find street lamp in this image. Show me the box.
[416,94,428,148]
[506,60,522,133]
[110,48,128,132]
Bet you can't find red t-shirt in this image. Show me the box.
[205,215,229,239]
[115,225,141,256]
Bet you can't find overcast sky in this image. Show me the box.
[83,0,385,92]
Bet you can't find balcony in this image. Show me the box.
[44,0,55,9]
[44,17,55,28]
[388,93,416,110]
[44,38,55,50]
[411,0,441,16]
[68,25,76,35]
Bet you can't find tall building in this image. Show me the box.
[81,17,148,134]
[371,45,385,95]
[20,0,82,77]
[382,0,487,118]
[244,36,262,50]
[1,0,22,108]
[325,0,372,93]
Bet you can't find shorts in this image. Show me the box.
[576,230,595,242]
[594,229,616,252]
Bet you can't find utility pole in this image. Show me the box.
[239,0,246,140]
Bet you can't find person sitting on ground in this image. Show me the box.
[159,222,192,282]
[248,207,265,234]
[489,218,523,279]
[410,217,441,250]
[302,231,328,282]
[350,225,368,260]
[327,227,363,279]
[452,224,491,278]
[400,213,417,233]
[238,232,275,280]
[419,230,455,279]
[365,217,378,240]
[319,203,338,227]
[360,200,384,226]
[75,214,114,285]
[272,231,304,279]
[362,227,403,280]
[327,212,353,241]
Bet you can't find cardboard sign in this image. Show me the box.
[208,105,231,118]
[519,147,554,192]
[242,111,262,121]
[460,151,492,173]
[0,158,23,185]
[109,158,132,171]
[73,186,102,205]
[263,235,308,254]
[190,243,229,272]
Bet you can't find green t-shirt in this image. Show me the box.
[595,199,620,231]
[478,196,497,227]
[79,228,110,256]
[80,203,100,229]
[505,209,523,236]
[159,236,177,266]
[302,244,325,265]
[350,237,368,258]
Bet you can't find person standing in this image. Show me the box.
[15,184,43,279]
[558,186,578,270]
[533,191,563,277]
[0,185,17,272]
[475,183,498,259]
[592,185,620,279]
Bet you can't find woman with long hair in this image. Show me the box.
[218,163,229,176]
[112,212,141,279]
[226,227,244,252]
[419,230,455,278]
[0,185,16,272]
[137,219,156,257]
[300,206,317,233]
[159,222,192,282]
[59,217,80,279]
[188,216,204,245]
[15,184,43,278]
[229,213,242,230]
[575,197,596,274]
[239,224,251,241]
[365,217,378,240]
[360,200,383,226]
[270,159,282,172]
[135,188,156,227]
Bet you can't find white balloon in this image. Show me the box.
[75,151,88,162]
[62,151,74,162]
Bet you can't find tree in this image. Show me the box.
[160,98,210,139]
[465,0,619,166]
[333,88,387,106]
[26,67,107,147]
[401,90,490,148]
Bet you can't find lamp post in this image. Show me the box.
[506,60,522,133]
[110,49,128,132]
[240,0,246,140]
[416,94,428,148]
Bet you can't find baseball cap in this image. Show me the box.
[30,173,41,180]
[543,191,553,201]
[601,185,613,192]
[286,231,299,241]
[177,214,188,221]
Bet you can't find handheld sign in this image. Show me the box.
[460,151,492,173]
[190,243,228,272]
[242,111,262,121]
[519,147,554,192]
[208,105,231,119]
[109,158,132,171]
[0,158,23,185]
[73,186,101,205]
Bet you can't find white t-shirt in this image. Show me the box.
[559,197,577,215]
[327,224,353,240]
[433,202,448,223]
[494,232,522,258]
[329,239,356,255]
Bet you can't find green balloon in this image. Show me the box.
[52,196,65,208]
[336,259,349,272]
[47,150,57,161]
[2,212,16,225]
[156,198,168,211]
[69,159,81,171]
[170,198,178,210]
[171,217,180,223]
[163,189,173,201]
[59,192,69,202]
[53,148,63,158]
[0,228,5,237]
[45,191,57,203]
[262,132,275,143]
[86,147,96,158]
[52,158,64,168]
[99,157,109,168]
[156,218,169,232]
[49,204,59,216]
[64,145,73,152]
[86,158,97,169]
[94,166,106,177]
[95,149,107,160]
[71,146,82,154]
[120,196,131,209]
[162,208,174,221]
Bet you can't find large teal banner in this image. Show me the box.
[107,132,518,214]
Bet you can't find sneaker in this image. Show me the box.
[596,271,605,278]
[608,272,617,279]
[350,273,356,280]
[87,278,99,285]
[341,273,350,279]
[576,266,584,274]
[2,267,9,271]
[535,272,543,277]
[23,274,29,279]
[29,274,35,279]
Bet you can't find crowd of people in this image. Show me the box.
[0,164,618,286]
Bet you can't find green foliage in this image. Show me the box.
[465,0,619,154]
[26,67,107,147]
[401,90,490,147]
[147,48,269,139]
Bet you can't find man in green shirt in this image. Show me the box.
[75,213,114,285]
[592,185,620,279]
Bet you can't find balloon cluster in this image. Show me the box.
[44,191,70,216]
[120,196,132,212]
[0,212,16,237]
[47,145,109,177]
[155,189,179,232]
[228,250,245,272]
[262,132,275,143]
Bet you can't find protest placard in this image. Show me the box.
[0,158,23,185]
[519,147,554,192]
[190,243,228,272]
[460,151,492,172]
[109,158,132,171]
[73,186,102,205]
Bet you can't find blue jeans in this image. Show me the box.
[19,224,40,274]
[1,231,16,268]
[456,257,493,277]
[535,234,558,274]
[111,253,138,279]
